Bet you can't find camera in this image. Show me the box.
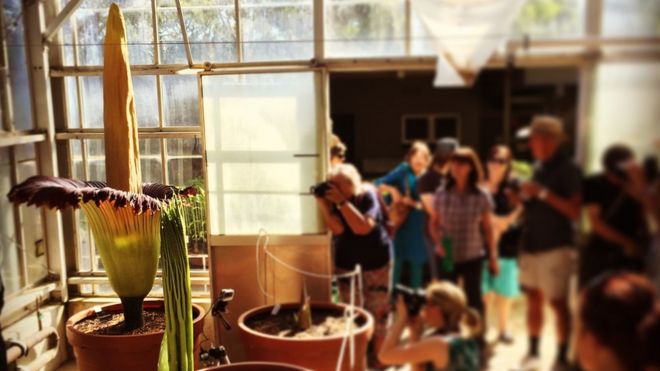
[508,178,522,193]
[310,181,332,197]
[643,156,658,183]
[394,284,426,317]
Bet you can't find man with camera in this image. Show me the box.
[516,116,582,371]
[579,144,651,288]
[313,163,392,368]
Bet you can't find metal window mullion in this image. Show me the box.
[161,137,168,184]
[174,0,193,67]
[575,0,602,166]
[404,0,411,57]
[313,0,324,60]
[9,147,29,289]
[152,0,159,65]
[71,14,86,131]
[0,4,15,132]
[79,137,95,275]
[234,0,242,63]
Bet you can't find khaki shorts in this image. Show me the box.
[519,247,576,301]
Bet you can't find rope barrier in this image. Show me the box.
[255,228,361,370]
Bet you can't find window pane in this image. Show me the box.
[75,1,154,65]
[69,140,92,272]
[80,76,104,128]
[62,19,76,66]
[325,0,406,58]
[0,148,22,294]
[588,61,660,172]
[167,137,202,156]
[188,4,237,63]
[166,138,203,187]
[168,158,203,187]
[162,75,199,126]
[65,77,81,129]
[240,0,313,62]
[134,76,159,128]
[158,8,188,64]
[81,75,159,128]
[123,7,155,65]
[159,1,237,64]
[403,117,429,141]
[434,117,459,139]
[602,0,660,37]
[70,139,84,179]
[5,0,34,130]
[74,10,105,66]
[410,8,433,56]
[76,210,93,272]
[139,138,163,183]
[85,139,106,181]
[16,156,48,286]
[513,0,585,39]
[222,193,318,234]
[203,72,322,235]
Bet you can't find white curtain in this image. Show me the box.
[411,0,526,86]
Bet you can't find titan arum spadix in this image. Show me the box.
[7,3,191,331]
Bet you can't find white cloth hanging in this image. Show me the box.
[411,0,527,87]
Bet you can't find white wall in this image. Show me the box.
[588,61,660,172]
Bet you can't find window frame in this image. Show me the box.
[42,0,659,297]
[401,113,461,144]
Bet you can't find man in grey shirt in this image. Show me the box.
[517,116,582,371]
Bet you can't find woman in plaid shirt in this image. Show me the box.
[429,147,499,323]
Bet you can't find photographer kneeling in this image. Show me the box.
[379,281,481,371]
[314,163,392,368]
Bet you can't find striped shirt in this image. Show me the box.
[433,187,493,263]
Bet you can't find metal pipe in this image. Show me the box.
[6,327,59,365]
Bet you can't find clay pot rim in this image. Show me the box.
[66,299,205,340]
[198,361,313,371]
[238,301,374,342]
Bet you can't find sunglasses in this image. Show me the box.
[489,158,509,165]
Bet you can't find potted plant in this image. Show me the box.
[237,288,374,371]
[199,362,311,371]
[7,4,203,370]
[182,179,208,264]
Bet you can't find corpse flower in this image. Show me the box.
[7,4,191,331]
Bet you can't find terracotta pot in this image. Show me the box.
[199,362,310,371]
[238,302,374,371]
[66,300,205,371]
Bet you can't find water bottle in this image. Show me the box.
[331,277,340,303]
[441,236,454,273]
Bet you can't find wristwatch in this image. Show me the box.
[538,188,549,201]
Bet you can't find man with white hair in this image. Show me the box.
[517,115,582,371]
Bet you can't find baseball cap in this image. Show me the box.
[518,115,566,140]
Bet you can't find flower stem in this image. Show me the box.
[121,296,146,331]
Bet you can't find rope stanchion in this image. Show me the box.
[255,229,362,371]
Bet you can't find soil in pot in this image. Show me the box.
[239,303,373,371]
[73,309,165,335]
[67,300,205,371]
[246,307,365,339]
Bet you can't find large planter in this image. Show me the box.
[66,300,205,371]
[238,302,374,371]
[199,362,310,371]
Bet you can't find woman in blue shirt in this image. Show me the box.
[375,141,430,288]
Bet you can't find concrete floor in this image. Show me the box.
[57,297,564,371]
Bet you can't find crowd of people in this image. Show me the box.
[317,115,660,371]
